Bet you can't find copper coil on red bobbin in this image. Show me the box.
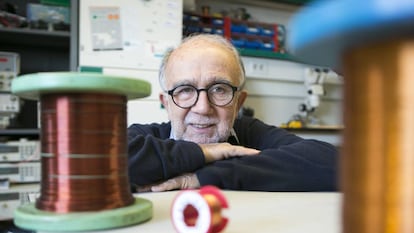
[11,72,152,232]
[171,185,229,233]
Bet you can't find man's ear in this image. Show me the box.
[159,92,168,109]
[236,90,247,110]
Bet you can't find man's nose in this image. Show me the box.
[191,91,212,113]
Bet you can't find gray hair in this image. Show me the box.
[158,34,246,91]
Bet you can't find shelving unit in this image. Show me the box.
[0,14,68,228]
[0,2,74,134]
[183,0,312,62]
[0,27,70,48]
[183,12,288,58]
[0,27,70,74]
[238,47,298,61]
[0,129,40,141]
[0,27,70,131]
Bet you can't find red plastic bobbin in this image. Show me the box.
[171,185,229,233]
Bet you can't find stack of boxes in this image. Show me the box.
[0,139,41,221]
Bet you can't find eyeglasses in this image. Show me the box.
[166,82,240,109]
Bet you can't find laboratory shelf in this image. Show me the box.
[0,27,70,48]
[0,128,40,136]
[238,48,301,62]
[0,128,40,141]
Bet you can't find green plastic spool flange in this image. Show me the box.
[14,197,153,232]
[11,72,151,100]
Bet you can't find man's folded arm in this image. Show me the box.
[196,140,338,191]
[128,134,205,186]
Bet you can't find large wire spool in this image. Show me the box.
[11,72,153,232]
[288,0,414,232]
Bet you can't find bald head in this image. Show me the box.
[159,34,245,91]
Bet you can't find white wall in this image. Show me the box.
[242,57,343,127]
[102,68,169,126]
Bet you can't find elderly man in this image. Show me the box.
[128,34,338,192]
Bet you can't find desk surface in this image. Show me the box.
[83,191,342,233]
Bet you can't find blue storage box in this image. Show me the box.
[244,40,262,49]
[246,26,261,35]
[231,24,247,33]
[231,38,246,48]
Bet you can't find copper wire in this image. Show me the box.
[341,38,414,232]
[203,193,224,226]
[36,93,134,213]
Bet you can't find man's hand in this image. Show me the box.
[138,173,200,192]
[200,143,260,163]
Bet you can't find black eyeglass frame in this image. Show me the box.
[166,82,241,109]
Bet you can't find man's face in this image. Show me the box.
[160,42,246,144]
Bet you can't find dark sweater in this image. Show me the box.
[127,116,338,191]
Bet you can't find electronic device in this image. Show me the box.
[297,67,339,126]
[0,93,20,114]
[0,52,20,92]
[0,183,39,220]
[0,139,40,162]
[0,52,21,128]
[0,162,41,183]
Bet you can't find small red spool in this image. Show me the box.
[171,185,229,233]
